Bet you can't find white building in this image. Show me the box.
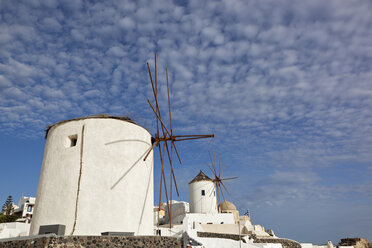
[30,115,154,236]
[0,196,35,239]
[13,196,35,223]
[154,171,287,248]
[189,171,217,214]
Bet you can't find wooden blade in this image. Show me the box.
[148,100,172,137]
[147,56,164,139]
[143,132,168,161]
[220,181,231,197]
[147,63,156,97]
[219,154,221,178]
[155,54,157,96]
[172,134,215,138]
[206,162,215,176]
[213,152,218,176]
[220,165,226,178]
[164,139,179,196]
[147,61,160,140]
[170,141,179,197]
[209,183,216,197]
[214,151,216,176]
[166,68,172,132]
[219,182,226,202]
[208,151,217,176]
[174,135,214,142]
[157,145,163,227]
[216,182,220,209]
[173,141,182,164]
[169,143,172,228]
[221,177,238,181]
[143,140,159,161]
[159,142,170,221]
[155,55,160,141]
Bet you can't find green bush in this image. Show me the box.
[0,213,18,223]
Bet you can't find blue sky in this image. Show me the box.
[1,0,372,244]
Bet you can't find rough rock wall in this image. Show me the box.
[0,235,181,248]
[197,231,246,243]
[339,238,371,248]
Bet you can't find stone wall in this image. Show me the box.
[197,231,246,243]
[253,237,301,248]
[0,235,181,248]
[339,238,371,248]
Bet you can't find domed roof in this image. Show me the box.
[189,170,213,184]
[218,201,237,211]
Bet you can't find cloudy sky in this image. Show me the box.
[1,0,371,243]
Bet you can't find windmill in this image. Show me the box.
[206,151,238,211]
[143,54,214,228]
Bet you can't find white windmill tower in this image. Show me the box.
[30,115,154,236]
[188,170,218,214]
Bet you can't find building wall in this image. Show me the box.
[189,181,217,214]
[0,223,30,239]
[13,196,35,220]
[164,201,189,225]
[183,213,235,234]
[30,118,154,236]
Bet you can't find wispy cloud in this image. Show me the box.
[1,0,372,242]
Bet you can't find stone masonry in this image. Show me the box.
[0,235,181,248]
[339,238,371,248]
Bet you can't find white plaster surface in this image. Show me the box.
[30,118,154,235]
[253,243,283,248]
[200,223,240,234]
[186,233,281,248]
[164,201,189,225]
[301,243,313,248]
[183,213,235,234]
[189,180,217,214]
[0,222,30,239]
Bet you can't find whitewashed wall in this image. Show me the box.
[189,180,217,214]
[30,118,154,235]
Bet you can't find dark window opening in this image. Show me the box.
[201,190,205,196]
[68,135,78,147]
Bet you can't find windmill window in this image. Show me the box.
[67,135,78,147]
[201,190,205,196]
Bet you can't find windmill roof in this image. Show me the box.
[189,170,213,184]
[45,114,141,138]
